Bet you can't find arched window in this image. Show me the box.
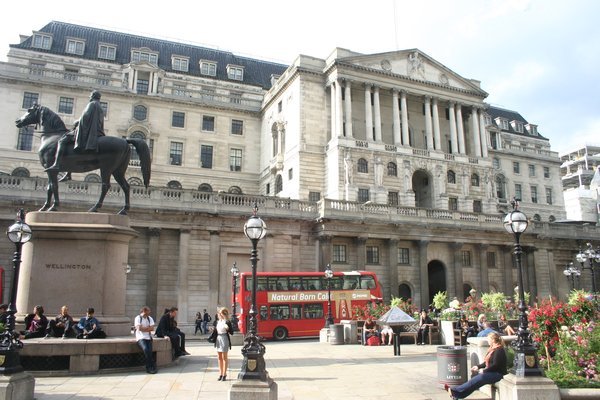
[128,177,143,186]
[533,214,541,221]
[447,170,456,184]
[167,180,182,189]
[398,283,411,300]
[133,105,147,121]
[198,183,213,192]
[275,175,283,194]
[387,162,397,176]
[11,167,30,177]
[228,186,243,194]
[357,158,368,173]
[549,215,556,222]
[471,173,480,187]
[84,173,101,183]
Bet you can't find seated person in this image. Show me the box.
[75,307,106,339]
[497,314,516,336]
[46,305,75,338]
[477,321,498,337]
[21,305,48,339]
[363,316,379,343]
[417,309,434,345]
[155,307,189,358]
[380,324,394,345]
[476,314,487,333]
[459,314,476,340]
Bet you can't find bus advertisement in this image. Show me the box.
[234,271,382,340]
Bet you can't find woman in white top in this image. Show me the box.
[214,307,234,381]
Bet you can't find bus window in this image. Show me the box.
[343,276,359,289]
[291,304,302,319]
[270,305,290,320]
[361,276,376,289]
[257,277,268,291]
[269,277,288,290]
[259,305,268,320]
[304,277,321,290]
[289,277,304,290]
[303,303,324,319]
[331,276,343,290]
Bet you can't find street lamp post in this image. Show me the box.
[563,262,581,291]
[1,209,32,374]
[576,243,599,293]
[503,199,542,377]
[324,264,334,327]
[239,204,268,381]
[230,261,239,332]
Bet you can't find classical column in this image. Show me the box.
[356,237,367,271]
[319,236,332,269]
[330,82,337,138]
[471,106,482,157]
[291,235,301,272]
[276,122,284,155]
[456,104,466,154]
[418,240,429,309]
[478,110,488,157]
[344,80,353,138]
[449,102,458,154]
[336,80,344,138]
[373,86,382,142]
[432,97,441,150]
[479,244,489,292]
[387,239,399,302]
[525,247,538,303]
[146,228,161,315]
[400,90,409,146]
[424,96,433,149]
[209,231,220,309]
[392,89,401,145]
[503,245,514,295]
[177,229,190,324]
[452,242,463,301]
[364,84,373,140]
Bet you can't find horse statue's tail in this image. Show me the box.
[127,138,151,188]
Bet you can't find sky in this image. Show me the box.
[0,0,598,155]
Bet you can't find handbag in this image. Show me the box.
[207,329,217,343]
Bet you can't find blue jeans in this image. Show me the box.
[450,372,503,399]
[137,339,156,372]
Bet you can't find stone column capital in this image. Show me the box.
[148,227,161,237]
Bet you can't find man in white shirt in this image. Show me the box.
[135,306,157,374]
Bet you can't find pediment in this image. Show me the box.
[338,49,486,94]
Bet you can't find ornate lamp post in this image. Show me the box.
[575,243,599,293]
[324,264,334,327]
[563,262,581,291]
[239,204,268,381]
[1,209,32,374]
[230,261,239,332]
[503,199,542,377]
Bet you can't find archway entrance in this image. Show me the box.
[412,170,433,208]
[428,260,446,306]
[398,283,412,300]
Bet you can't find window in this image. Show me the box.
[332,245,347,263]
[22,92,39,109]
[227,65,244,81]
[100,101,108,118]
[17,127,33,151]
[529,164,536,177]
[531,186,538,203]
[171,111,185,128]
[387,162,397,176]
[388,191,398,206]
[136,79,149,95]
[198,183,213,192]
[172,56,189,72]
[230,148,242,171]
[288,168,293,180]
[513,184,522,201]
[447,170,456,184]
[357,158,368,173]
[513,162,520,174]
[200,61,217,76]
[202,116,215,131]
[65,39,85,55]
[133,105,147,121]
[545,188,553,205]
[473,200,482,213]
[490,132,499,149]
[200,145,213,168]
[167,180,182,189]
[461,250,472,267]
[97,72,110,86]
[303,304,324,319]
[98,44,116,60]
[471,173,479,186]
[266,183,270,194]
[398,248,410,264]
[230,91,242,104]
[275,175,283,193]
[169,142,183,165]
[309,191,321,202]
[448,197,458,211]
[32,33,52,50]
[278,101,283,113]
[231,119,243,135]
[366,246,380,264]
[58,97,74,114]
[500,119,509,130]
[128,131,145,163]
[543,167,550,178]
[64,68,78,81]
[131,49,158,65]
[358,188,370,203]
[487,252,497,268]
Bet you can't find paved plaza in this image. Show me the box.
[32,337,491,400]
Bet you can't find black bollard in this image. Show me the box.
[393,333,401,356]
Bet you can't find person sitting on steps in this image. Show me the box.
[45,305,75,338]
[75,307,106,339]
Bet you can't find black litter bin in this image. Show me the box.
[437,345,467,386]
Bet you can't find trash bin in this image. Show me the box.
[437,345,467,386]
[329,324,345,345]
[342,320,357,344]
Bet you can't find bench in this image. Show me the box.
[19,336,173,375]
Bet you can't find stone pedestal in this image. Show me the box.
[229,378,277,400]
[498,373,560,400]
[0,372,35,400]
[16,212,138,336]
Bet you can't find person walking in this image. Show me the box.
[134,306,157,374]
[202,309,212,334]
[214,307,234,381]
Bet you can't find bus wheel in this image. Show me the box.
[273,327,288,341]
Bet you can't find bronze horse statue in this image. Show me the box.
[15,104,151,215]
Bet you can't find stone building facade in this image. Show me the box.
[0,22,596,332]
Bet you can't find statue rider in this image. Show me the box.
[45,90,105,173]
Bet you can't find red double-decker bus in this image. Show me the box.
[234,271,382,340]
